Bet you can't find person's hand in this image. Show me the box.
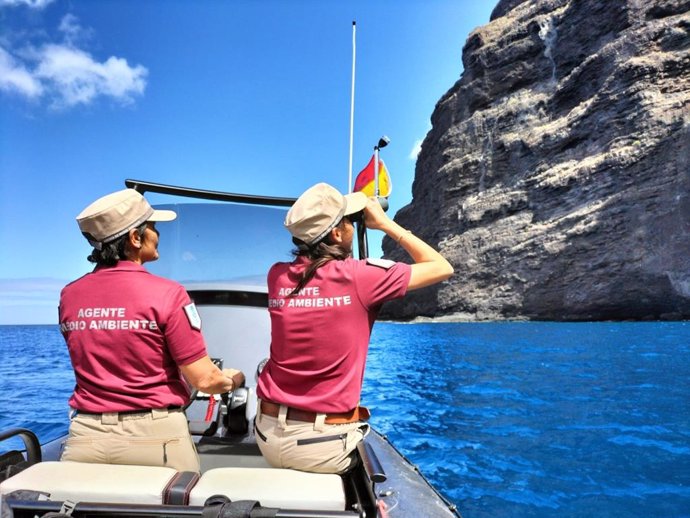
[222,368,245,391]
[363,196,390,231]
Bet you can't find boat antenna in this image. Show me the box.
[348,21,356,193]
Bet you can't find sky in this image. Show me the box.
[0,0,496,324]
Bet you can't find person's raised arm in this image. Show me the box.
[363,197,454,291]
[179,355,245,394]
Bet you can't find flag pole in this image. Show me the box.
[348,21,356,193]
[374,146,380,198]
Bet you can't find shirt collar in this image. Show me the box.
[94,260,148,273]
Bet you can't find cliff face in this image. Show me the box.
[383,0,690,321]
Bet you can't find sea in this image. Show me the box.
[1,322,689,518]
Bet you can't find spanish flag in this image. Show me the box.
[353,154,393,197]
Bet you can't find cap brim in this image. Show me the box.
[148,209,177,222]
[344,192,367,216]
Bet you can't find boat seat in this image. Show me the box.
[0,462,346,512]
[0,461,197,505]
[189,467,346,511]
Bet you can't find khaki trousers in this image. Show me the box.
[254,401,370,474]
[60,408,200,472]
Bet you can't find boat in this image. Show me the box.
[0,179,461,517]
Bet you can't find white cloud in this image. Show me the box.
[0,46,43,97]
[409,139,423,160]
[58,13,92,45]
[35,44,148,107]
[1,14,148,108]
[0,0,55,9]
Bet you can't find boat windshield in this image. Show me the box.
[146,202,293,285]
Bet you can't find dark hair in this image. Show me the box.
[87,222,148,266]
[289,218,350,296]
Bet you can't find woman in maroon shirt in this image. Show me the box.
[256,183,453,473]
[60,188,244,471]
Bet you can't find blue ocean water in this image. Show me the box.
[1,322,689,517]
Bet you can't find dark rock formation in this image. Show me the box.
[383,0,690,321]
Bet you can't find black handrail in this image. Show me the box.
[0,428,42,465]
[125,179,297,207]
[356,441,386,483]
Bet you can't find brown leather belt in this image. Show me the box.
[260,400,369,425]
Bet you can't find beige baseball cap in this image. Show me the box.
[76,189,176,249]
[285,183,367,244]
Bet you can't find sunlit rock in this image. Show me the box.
[383,0,690,321]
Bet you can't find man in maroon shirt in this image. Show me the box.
[59,188,244,471]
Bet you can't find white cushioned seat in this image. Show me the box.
[0,461,178,505]
[189,467,345,511]
[0,462,346,512]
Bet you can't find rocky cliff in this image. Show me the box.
[382,0,690,321]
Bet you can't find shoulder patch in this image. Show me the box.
[366,257,396,270]
[184,303,202,330]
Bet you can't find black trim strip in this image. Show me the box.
[5,499,359,517]
[297,433,348,446]
[254,425,268,443]
[188,290,267,308]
